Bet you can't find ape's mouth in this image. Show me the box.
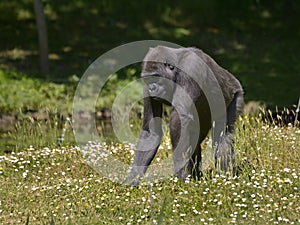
[148,82,158,93]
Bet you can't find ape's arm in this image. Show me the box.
[124,91,163,185]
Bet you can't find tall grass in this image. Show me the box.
[1,112,75,153]
[0,115,299,224]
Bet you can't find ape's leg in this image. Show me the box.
[215,92,244,172]
[170,108,201,181]
[192,106,211,179]
[170,109,188,180]
[190,139,202,179]
[124,96,163,186]
[190,130,210,179]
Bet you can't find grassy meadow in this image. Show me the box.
[0,116,299,224]
[0,1,300,224]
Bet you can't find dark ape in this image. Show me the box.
[125,46,244,186]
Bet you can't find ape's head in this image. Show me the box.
[142,46,179,103]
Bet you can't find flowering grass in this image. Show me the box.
[0,117,299,224]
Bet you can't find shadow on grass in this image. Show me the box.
[0,0,299,108]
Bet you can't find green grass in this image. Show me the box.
[0,114,75,153]
[0,66,142,115]
[0,1,300,224]
[0,67,74,114]
[0,117,299,224]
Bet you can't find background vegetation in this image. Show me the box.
[1,0,300,114]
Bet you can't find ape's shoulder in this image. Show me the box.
[186,47,243,97]
[187,47,240,78]
[186,47,219,67]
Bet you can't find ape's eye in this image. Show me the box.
[164,63,174,71]
[168,64,175,70]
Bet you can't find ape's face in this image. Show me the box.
[142,61,176,104]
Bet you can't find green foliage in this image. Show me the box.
[0,68,73,113]
[1,0,300,108]
[0,66,143,114]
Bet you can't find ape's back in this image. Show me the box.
[187,47,243,107]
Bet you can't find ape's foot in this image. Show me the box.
[122,176,140,187]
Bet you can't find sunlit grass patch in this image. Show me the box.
[0,118,299,224]
[0,113,75,154]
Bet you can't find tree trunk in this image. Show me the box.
[33,0,49,74]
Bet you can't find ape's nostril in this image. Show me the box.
[149,83,157,92]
